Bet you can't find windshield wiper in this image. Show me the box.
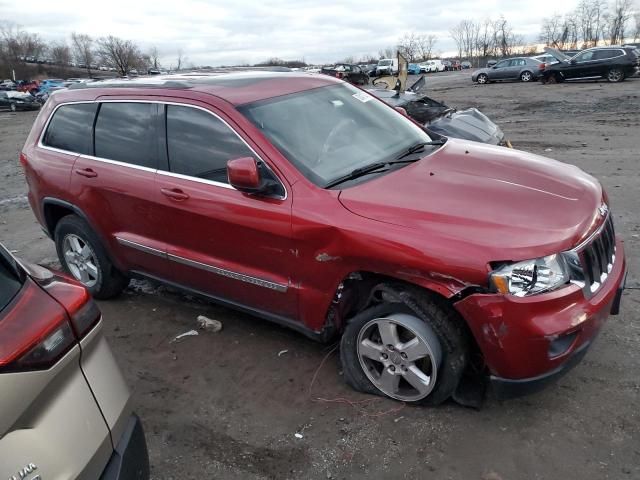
[325,140,446,189]
[395,139,446,160]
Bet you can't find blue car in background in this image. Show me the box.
[38,79,65,93]
[408,63,422,74]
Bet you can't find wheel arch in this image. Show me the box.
[42,197,126,271]
[324,269,483,334]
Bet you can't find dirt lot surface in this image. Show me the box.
[1,72,639,479]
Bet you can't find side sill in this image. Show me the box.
[129,270,334,343]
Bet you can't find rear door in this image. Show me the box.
[68,100,169,278]
[565,50,597,79]
[154,101,297,319]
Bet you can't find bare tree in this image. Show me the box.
[540,16,565,47]
[71,33,95,77]
[608,0,633,44]
[459,20,480,60]
[96,35,142,76]
[634,12,640,41]
[50,41,71,66]
[415,34,437,60]
[148,46,160,69]
[575,0,608,47]
[398,32,421,61]
[493,16,521,57]
[450,23,464,61]
[0,22,46,78]
[176,48,185,71]
[378,46,395,59]
[476,19,497,64]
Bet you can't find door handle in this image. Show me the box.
[160,188,190,201]
[75,168,98,178]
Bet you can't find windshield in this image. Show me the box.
[378,60,392,66]
[239,84,434,188]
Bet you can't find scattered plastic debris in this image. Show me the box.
[394,416,404,423]
[544,148,553,152]
[278,349,289,357]
[171,330,199,343]
[197,315,223,333]
[294,433,303,439]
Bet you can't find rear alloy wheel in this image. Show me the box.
[607,68,625,83]
[10,103,16,112]
[476,73,489,84]
[520,71,533,82]
[55,215,129,299]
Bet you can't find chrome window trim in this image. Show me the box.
[117,236,289,293]
[573,49,626,63]
[36,99,288,200]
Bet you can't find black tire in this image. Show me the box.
[54,215,129,299]
[340,289,468,405]
[607,68,625,83]
[520,70,533,82]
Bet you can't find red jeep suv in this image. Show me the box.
[21,73,626,403]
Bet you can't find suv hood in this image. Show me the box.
[544,47,571,63]
[338,140,603,262]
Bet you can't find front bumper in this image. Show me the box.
[455,239,626,396]
[100,414,150,480]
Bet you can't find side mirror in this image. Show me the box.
[570,59,577,64]
[492,65,498,69]
[227,157,284,197]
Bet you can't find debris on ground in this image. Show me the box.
[171,330,199,343]
[197,315,223,332]
[294,432,303,439]
[278,349,289,357]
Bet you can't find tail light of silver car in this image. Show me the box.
[0,262,101,373]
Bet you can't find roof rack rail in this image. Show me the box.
[68,79,193,90]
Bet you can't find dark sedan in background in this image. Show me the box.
[540,46,640,83]
[0,91,40,111]
[472,57,541,84]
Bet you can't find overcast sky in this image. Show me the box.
[0,0,579,66]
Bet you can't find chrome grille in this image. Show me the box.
[578,214,616,296]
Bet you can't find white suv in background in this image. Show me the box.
[420,59,446,73]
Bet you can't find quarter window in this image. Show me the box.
[165,105,256,184]
[43,103,97,155]
[94,103,156,168]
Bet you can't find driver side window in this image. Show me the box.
[495,60,509,68]
[165,105,256,184]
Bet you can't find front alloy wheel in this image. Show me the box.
[356,314,442,401]
[476,73,488,84]
[10,103,16,112]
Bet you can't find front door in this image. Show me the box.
[154,101,297,319]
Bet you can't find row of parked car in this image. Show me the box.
[472,45,640,85]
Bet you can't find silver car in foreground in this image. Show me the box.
[0,244,149,479]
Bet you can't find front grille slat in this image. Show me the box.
[578,214,616,297]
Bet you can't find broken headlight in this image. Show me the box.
[489,254,570,297]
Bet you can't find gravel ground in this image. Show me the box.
[0,71,639,479]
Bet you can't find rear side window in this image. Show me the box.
[95,103,156,168]
[165,105,256,183]
[0,256,22,313]
[43,103,97,155]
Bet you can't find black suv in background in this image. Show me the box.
[540,46,640,83]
